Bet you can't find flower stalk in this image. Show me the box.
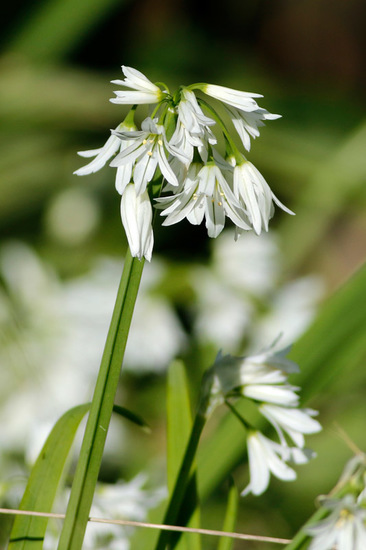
[57,250,145,550]
[154,370,215,550]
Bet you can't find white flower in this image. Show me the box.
[175,89,216,161]
[74,123,136,195]
[202,83,262,113]
[178,89,216,136]
[225,105,281,152]
[157,162,251,238]
[233,161,294,235]
[110,66,164,105]
[260,403,322,448]
[211,345,306,413]
[306,496,366,550]
[241,431,297,496]
[111,117,187,194]
[120,184,154,261]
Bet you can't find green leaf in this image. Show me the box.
[291,262,366,400]
[8,403,90,550]
[166,360,201,550]
[217,479,239,550]
[280,122,366,271]
[167,360,193,493]
[112,405,150,433]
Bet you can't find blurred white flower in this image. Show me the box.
[208,344,321,495]
[191,268,254,349]
[191,229,324,353]
[44,474,166,550]
[241,431,297,496]
[212,345,299,402]
[248,276,325,352]
[259,403,322,448]
[0,243,185,459]
[306,496,366,550]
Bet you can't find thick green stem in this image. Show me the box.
[57,250,145,550]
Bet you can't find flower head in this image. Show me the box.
[306,496,366,550]
[74,66,291,261]
[206,343,321,495]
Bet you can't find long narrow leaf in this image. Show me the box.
[167,360,193,493]
[8,403,90,550]
[166,360,201,550]
[217,479,239,550]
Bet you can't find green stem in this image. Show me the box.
[155,372,215,550]
[57,250,145,550]
[155,410,206,550]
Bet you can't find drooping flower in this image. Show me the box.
[110,66,165,105]
[241,431,297,496]
[233,160,294,235]
[202,83,262,113]
[120,184,153,261]
[225,105,281,152]
[306,496,366,550]
[212,344,300,400]
[111,117,188,194]
[259,403,322,448]
[74,122,137,196]
[157,161,251,238]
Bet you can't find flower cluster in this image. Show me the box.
[209,344,321,496]
[75,66,293,260]
[305,454,366,550]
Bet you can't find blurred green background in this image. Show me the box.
[1,0,366,548]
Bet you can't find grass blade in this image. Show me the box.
[8,403,90,550]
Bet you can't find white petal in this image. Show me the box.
[157,144,179,186]
[241,432,270,496]
[133,150,158,194]
[243,385,299,406]
[74,133,121,176]
[111,91,161,105]
[204,83,261,112]
[120,185,154,261]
